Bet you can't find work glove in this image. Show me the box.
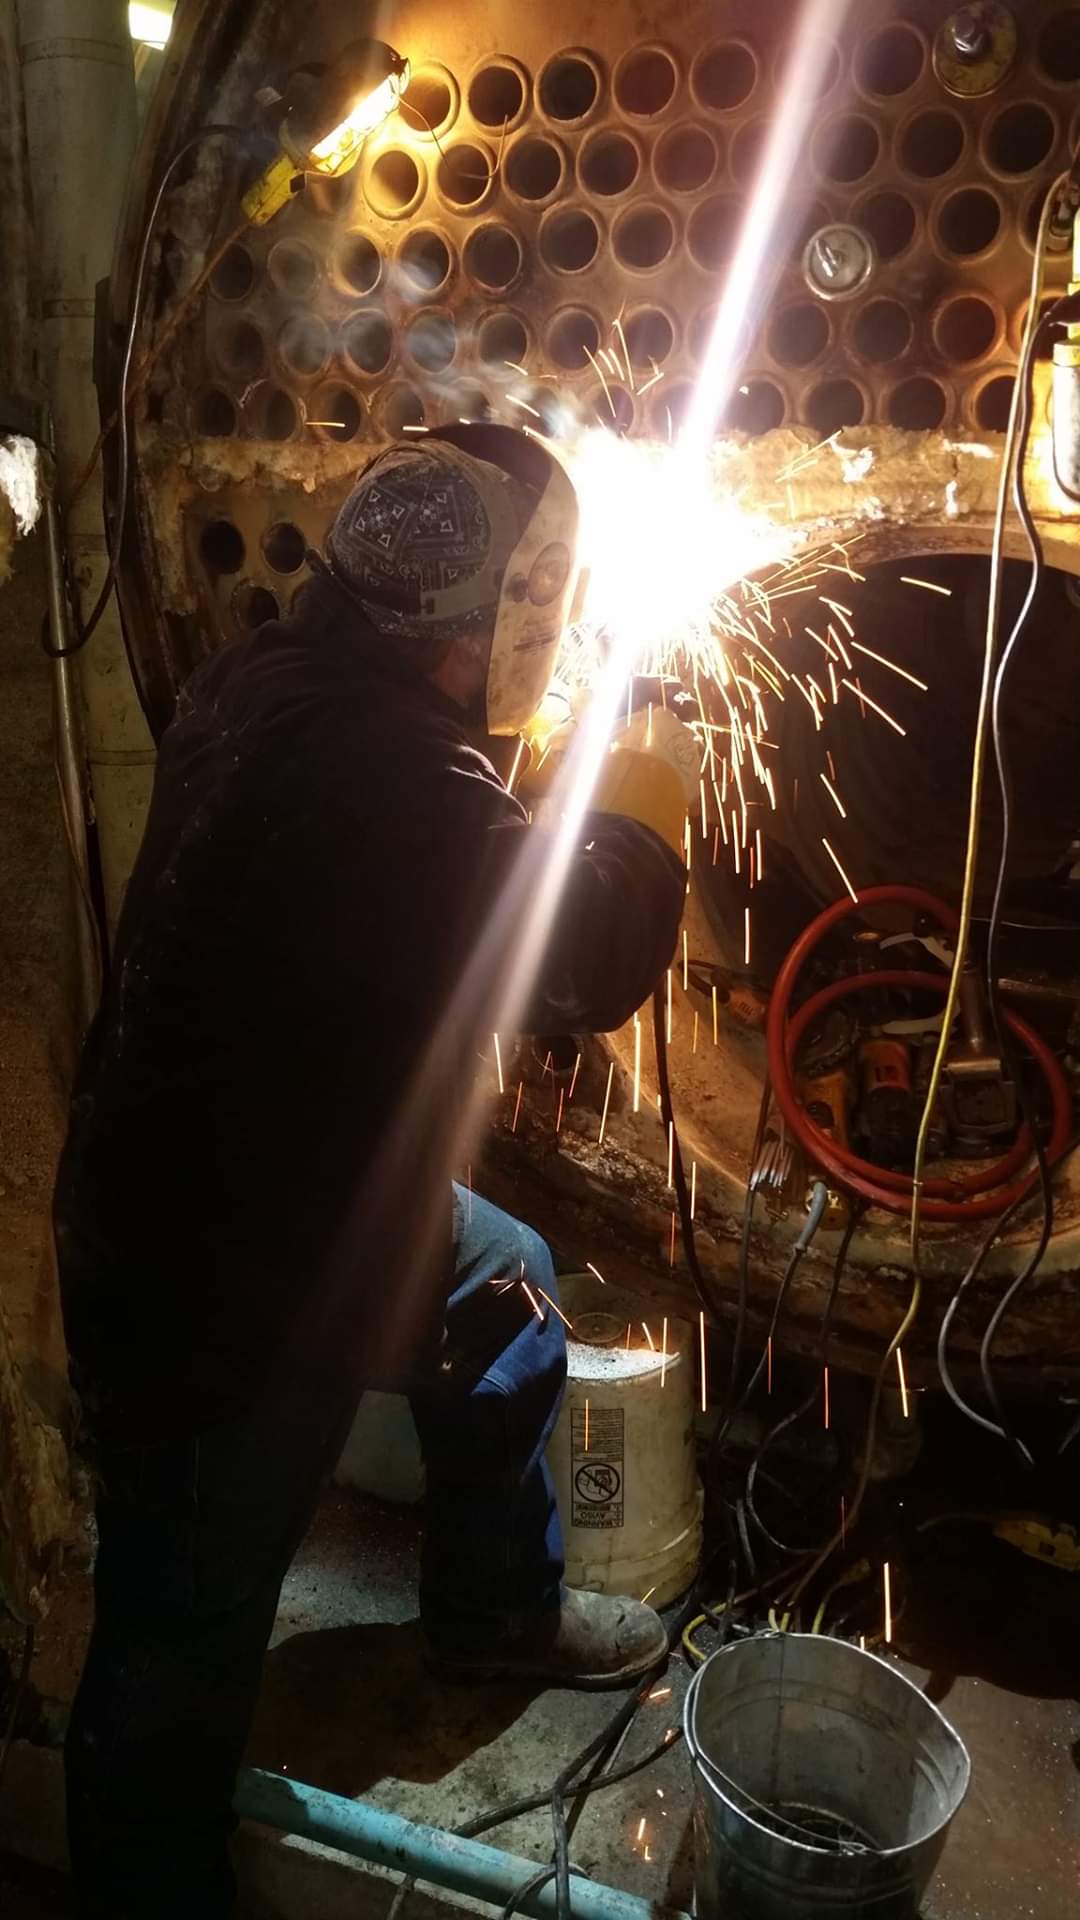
[591,705,698,857]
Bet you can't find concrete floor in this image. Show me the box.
[5,1417,1078,1920]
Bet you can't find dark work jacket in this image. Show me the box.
[54,587,684,1447]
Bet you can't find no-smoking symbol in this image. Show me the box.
[575,1462,622,1504]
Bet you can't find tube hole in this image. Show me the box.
[654,124,717,194]
[590,384,635,432]
[199,520,245,575]
[469,63,526,129]
[262,523,307,575]
[381,386,426,436]
[974,375,1016,431]
[580,131,641,198]
[856,191,917,260]
[463,225,523,292]
[985,102,1057,177]
[310,387,365,443]
[805,379,864,435]
[233,584,279,630]
[437,143,495,208]
[730,120,769,187]
[900,110,964,179]
[687,196,740,270]
[454,384,494,423]
[211,244,255,302]
[193,389,236,437]
[691,41,756,112]
[937,188,1001,258]
[338,235,381,295]
[342,310,392,377]
[505,136,564,202]
[405,311,457,374]
[540,208,600,274]
[220,321,265,380]
[855,24,924,97]
[547,307,601,371]
[612,204,675,272]
[934,296,999,366]
[278,314,330,379]
[816,114,880,184]
[306,175,353,218]
[252,387,299,442]
[478,312,529,369]
[614,46,678,118]
[399,229,452,296]
[649,381,693,438]
[539,51,600,123]
[624,309,675,368]
[521,384,574,437]
[267,240,318,298]
[365,149,422,218]
[888,377,947,430]
[400,70,454,136]
[852,299,913,364]
[768,303,829,368]
[722,379,785,435]
[1038,11,1080,82]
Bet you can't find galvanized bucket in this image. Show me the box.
[684,1632,970,1918]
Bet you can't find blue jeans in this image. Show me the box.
[65,1187,567,1919]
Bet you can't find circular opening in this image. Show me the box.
[623,310,675,372]
[306,175,353,218]
[478,312,530,369]
[768,302,830,368]
[852,298,914,364]
[974,374,1016,431]
[400,69,454,136]
[816,114,880,184]
[405,310,457,373]
[262,523,307,575]
[210,244,255,302]
[194,388,236,437]
[234,584,279,630]
[612,204,676,272]
[540,207,601,273]
[691,41,757,112]
[654,124,718,194]
[805,378,865,434]
[252,387,298,442]
[590,383,635,432]
[267,240,318,298]
[539,51,600,122]
[937,187,1002,259]
[547,307,601,370]
[366,149,422,217]
[687,195,740,270]
[933,295,999,366]
[721,379,785,435]
[463,224,523,291]
[580,130,641,197]
[505,136,564,202]
[342,310,393,377]
[899,109,965,179]
[888,376,948,429]
[469,62,526,129]
[399,228,452,296]
[338,234,381,295]
[437,142,495,208]
[985,102,1056,177]
[310,387,365,443]
[453,384,494,423]
[219,320,265,379]
[649,380,694,437]
[1038,11,1080,83]
[856,190,917,260]
[199,520,244,574]
[855,23,924,97]
[381,385,426,436]
[278,314,331,378]
[730,119,770,187]
[614,45,678,118]
[521,383,574,437]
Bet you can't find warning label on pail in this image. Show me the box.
[571,1405,624,1529]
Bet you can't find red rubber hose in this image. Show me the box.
[765,887,1073,1221]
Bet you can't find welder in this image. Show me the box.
[53,423,688,1919]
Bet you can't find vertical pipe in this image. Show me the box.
[0,0,37,434]
[16,0,156,933]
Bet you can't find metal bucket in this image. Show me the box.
[684,1633,970,1919]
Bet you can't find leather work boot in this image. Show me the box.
[425,1589,669,1690]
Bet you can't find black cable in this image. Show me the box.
[456,1730,683,1841]
[0,1625,34,1798]
[651,984,728,1327]
[43,124,249,662]
[501,1862,591,1920]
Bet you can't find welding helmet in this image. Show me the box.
[323,423,579,734]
